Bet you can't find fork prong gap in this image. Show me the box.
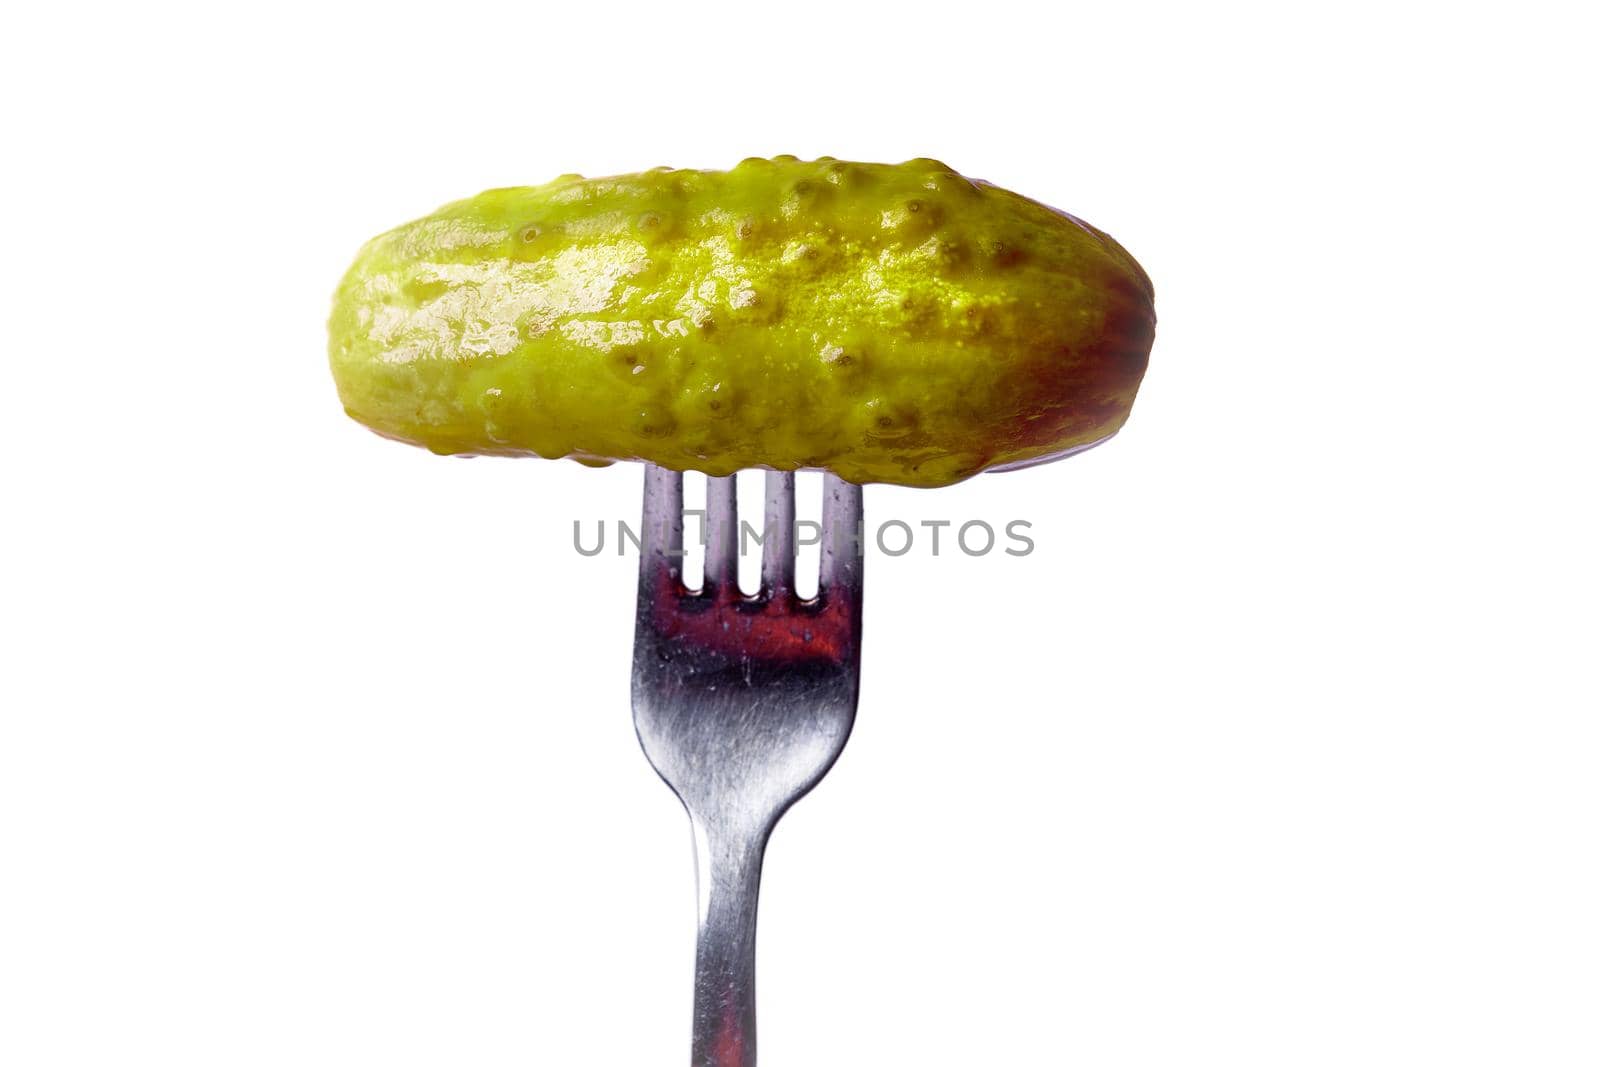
[704,475,738,596]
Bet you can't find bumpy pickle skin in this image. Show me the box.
[328,156,1154,488]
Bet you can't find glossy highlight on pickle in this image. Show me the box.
[328,156,1155,488]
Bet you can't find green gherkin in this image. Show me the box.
[328,156,1154,488]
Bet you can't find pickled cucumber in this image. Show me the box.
[328,156,1154,488]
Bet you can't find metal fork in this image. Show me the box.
[632,465,865,1067]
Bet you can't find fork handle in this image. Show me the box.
[690,818,768,1067]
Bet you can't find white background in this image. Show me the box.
[3,2,1596,1064]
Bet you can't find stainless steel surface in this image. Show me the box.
[632,466,864,1067]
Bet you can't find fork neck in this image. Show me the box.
[689,815,770,1067]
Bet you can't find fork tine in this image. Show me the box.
[761,471,796,599]
[640,465,683,592]
[819,474,864,606]
[705,474,738,595]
